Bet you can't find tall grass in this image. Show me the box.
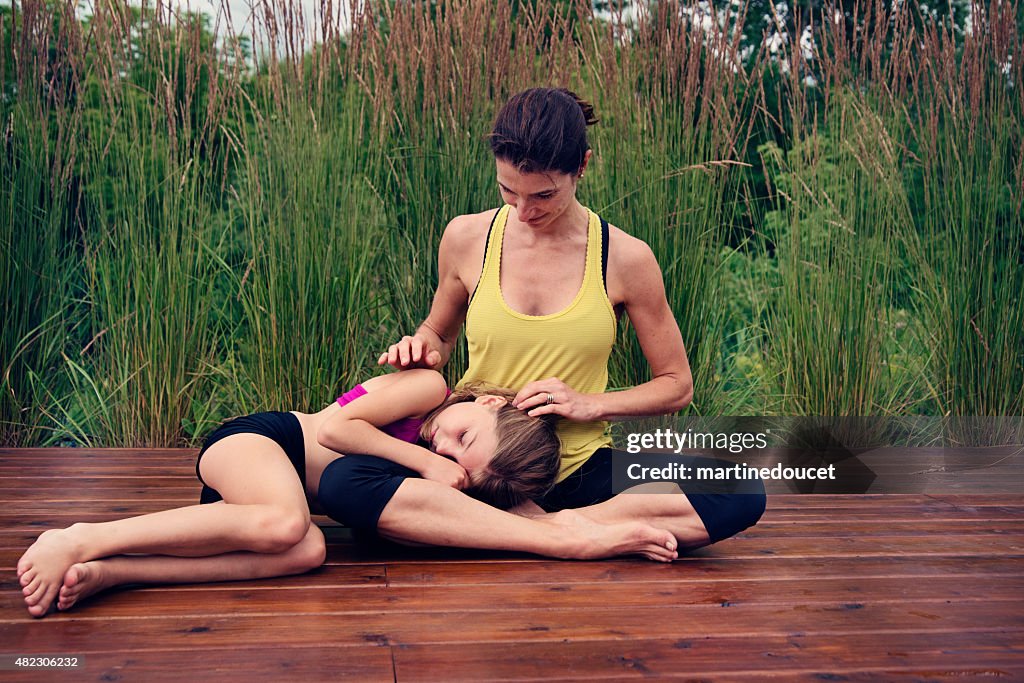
[60,3,227,446]
[1,0,1021,448]
[0,109,79,445]
[905,2,1024,418]
[581,2,764,415]
[226,78,388,412]
[758,3,918,416]
[346,0,592,381]
[1,3,87,445]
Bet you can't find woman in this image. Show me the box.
[16,369,565,617]
[317,87,765,557]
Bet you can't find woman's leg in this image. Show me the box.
[56,525,326,611]
[17,433,312,617]
[317,455,680,561]
[551,452,767,547]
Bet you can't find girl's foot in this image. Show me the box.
[17,528,87,617]
[57,562,113,612]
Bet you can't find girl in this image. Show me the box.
[16,368,560,617]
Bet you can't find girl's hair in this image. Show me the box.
[418,382,561,509]
[489,87,599,175]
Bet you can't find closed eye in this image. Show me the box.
[458,431,467,445]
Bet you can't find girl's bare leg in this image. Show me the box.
[57,525,326,612]
[17,434,311,617]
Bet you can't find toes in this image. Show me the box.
[63,565,82,589]
[648,549,676,563]
[642,543,677,562]
[22,576,43,599]
[37,584,60,614]
[19,568,36,587]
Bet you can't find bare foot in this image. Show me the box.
[57,562,112,612]
[17,528,87,617]
[545,509,678,562]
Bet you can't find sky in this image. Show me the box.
[0,0,351,54]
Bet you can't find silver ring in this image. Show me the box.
[546,393,555,405]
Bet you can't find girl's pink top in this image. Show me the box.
[336,384,426,444]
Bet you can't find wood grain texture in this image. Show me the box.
[1,448,1021,681]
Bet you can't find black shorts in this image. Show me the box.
[539,448,767,544]
[195,411,306,504]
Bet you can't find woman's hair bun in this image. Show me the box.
[558,88,599,126]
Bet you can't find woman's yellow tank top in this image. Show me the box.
[458,205,616,481]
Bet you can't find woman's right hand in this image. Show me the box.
[378,334,442,370]
[419,455,470,490]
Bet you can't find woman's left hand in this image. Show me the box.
[513,378,600,421]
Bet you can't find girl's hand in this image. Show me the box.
[513,378,600,421]
[420,455,470,490]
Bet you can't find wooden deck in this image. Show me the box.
[1,448,1022,681]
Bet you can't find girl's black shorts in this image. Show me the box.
[195,411,306,504]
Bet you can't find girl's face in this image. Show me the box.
[427,396,505,474]
[495,158,584,230]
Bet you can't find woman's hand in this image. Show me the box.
[513,378,600,421]
[419,455,470,490]
[378,334,442,370]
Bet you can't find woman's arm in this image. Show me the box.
[317,369,469,488]
[515,232,693,420]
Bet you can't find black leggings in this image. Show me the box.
[317,448,766,544]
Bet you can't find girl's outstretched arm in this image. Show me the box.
[316,369,469,489]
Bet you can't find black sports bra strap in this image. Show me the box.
[468,208,503,307]
[600,216,609,294]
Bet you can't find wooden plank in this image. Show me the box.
[0,448,199,457]
[733,671,1024,682]
[927,494,1024,505]
[2,600,1022,652]
[3,575,1021,620]
[383,555,1024,586]
[736,519,1024,536]
[392,632,1024,681]
[0,479,198,493]
[0,466,202,477]
[0,564,387,602]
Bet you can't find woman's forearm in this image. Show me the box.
[590,373,693,421]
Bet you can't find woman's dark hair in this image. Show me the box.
[489,87,599,175]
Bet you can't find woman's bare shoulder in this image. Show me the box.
[440,208,502,254]
[444,208,500,237]
[606,222,659,270]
